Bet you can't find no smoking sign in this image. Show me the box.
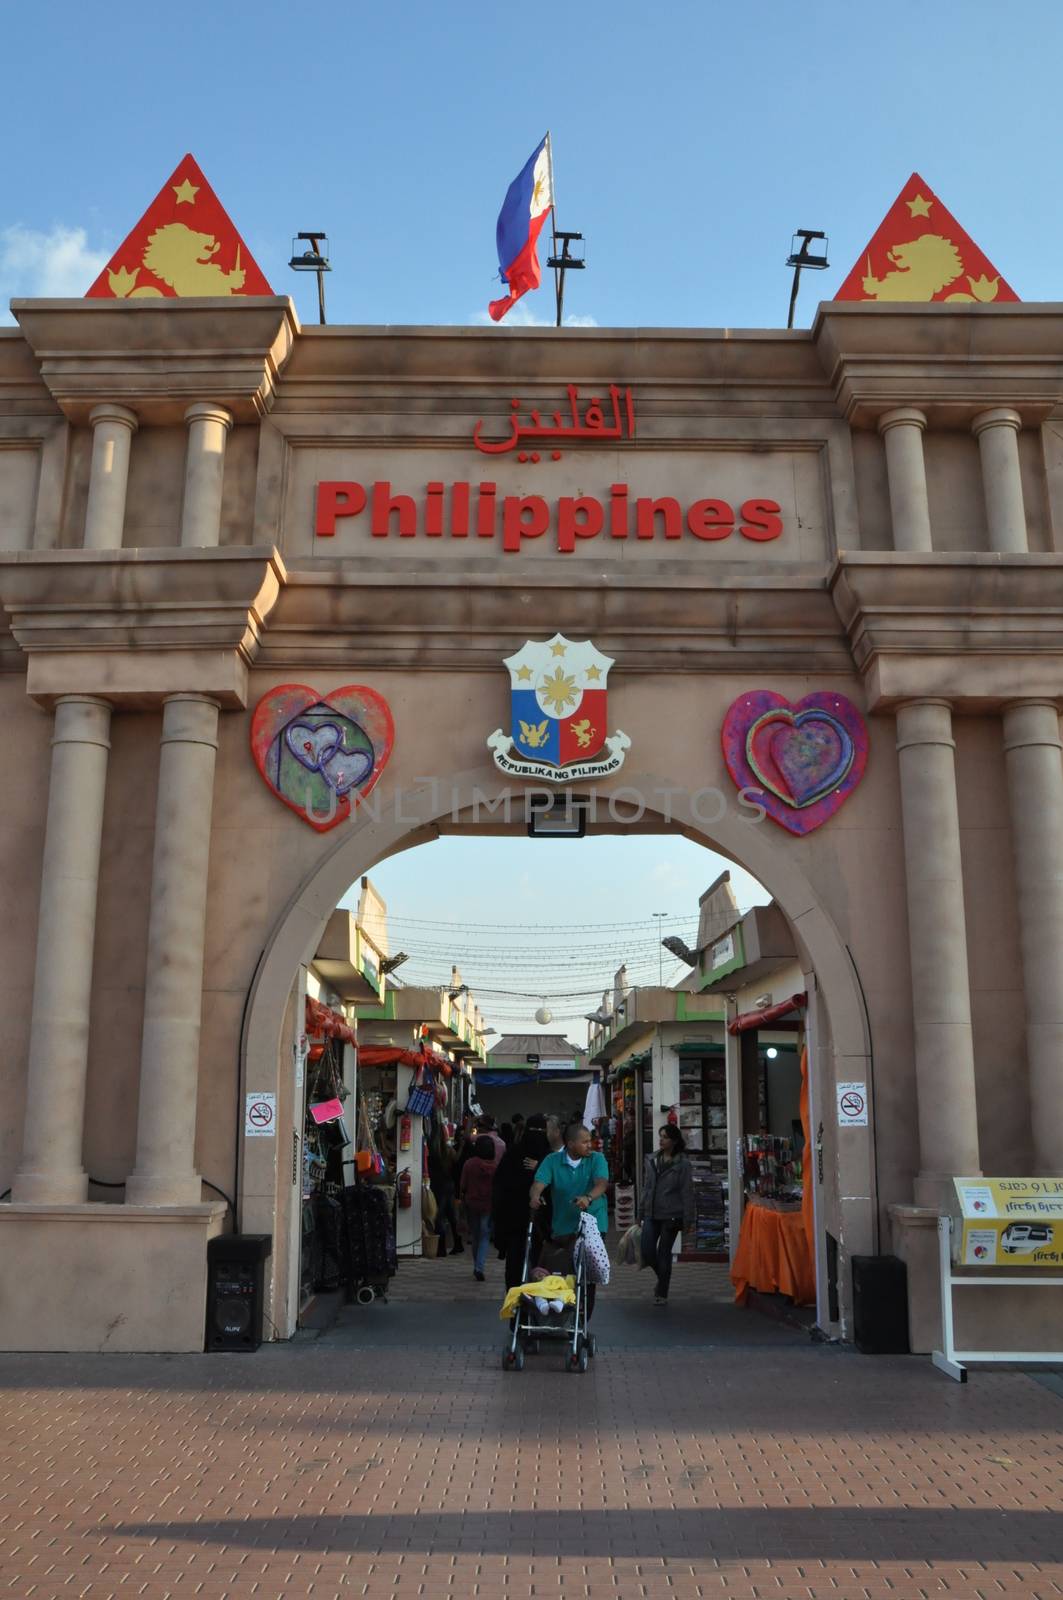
[245,1092,277,1138]
[836,1082,868,1127]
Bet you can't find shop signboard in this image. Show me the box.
[952,1178,1063,1267]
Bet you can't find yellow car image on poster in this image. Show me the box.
[952,1179,1063,1267]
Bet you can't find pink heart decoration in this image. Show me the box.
[251,684,395,833]
[722,690,868,835]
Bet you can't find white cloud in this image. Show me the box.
[0,224,108,322]
[469,304,598,329]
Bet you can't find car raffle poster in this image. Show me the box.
[953,1178,1063,1267]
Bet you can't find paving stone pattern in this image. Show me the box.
[1,1259,1062,1600]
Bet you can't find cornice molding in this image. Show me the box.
[10,298,299,425]
[829,550,1063,709]
[812,304,1063,428]
[0,546,287,707]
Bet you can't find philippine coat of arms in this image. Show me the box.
[487,633,630,782]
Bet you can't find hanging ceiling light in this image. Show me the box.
[534,999,553,1025]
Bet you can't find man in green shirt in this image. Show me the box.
[530,1123,609,1238]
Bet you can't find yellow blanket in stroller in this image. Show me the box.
[499,1274,575,1320]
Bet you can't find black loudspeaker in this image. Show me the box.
[205,1234,272,1351]
[851,1253,910,1354]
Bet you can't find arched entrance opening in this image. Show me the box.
[240,767,873,1342]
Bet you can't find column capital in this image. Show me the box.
[972,406,1022,438]
[1002,699,1062,754]
[895,698,955,753]
[183,401,233,433]
[159,693,221,751]
[88,401,138,434]
[52,695,112,751]
[877,406,928,436]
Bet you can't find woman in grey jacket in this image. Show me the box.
[639,1125,696,1304]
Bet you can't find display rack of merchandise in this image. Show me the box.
[742,1134,799,1201]
[681,1160,729,1259]
[678,1058,730,1259]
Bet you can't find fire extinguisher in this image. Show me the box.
[397,1168,412,1209]
[399,1113,412,1152]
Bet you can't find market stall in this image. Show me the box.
[729,1027,815,1308]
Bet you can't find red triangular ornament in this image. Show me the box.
[834,172,1018,304]
[85,154,273,300]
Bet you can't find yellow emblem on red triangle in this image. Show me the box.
[834,172,1018,304]
[86,154,273,300]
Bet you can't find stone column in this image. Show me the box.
[878,407,933,552]
[180,403,233,548]
[972,408,1027,553]
[83,403,138,550]
[13,697,112,1203]
[895,699,981,1207]
[126,695,220,1206]
[1002,700,1063,1173]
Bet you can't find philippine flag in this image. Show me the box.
[488,135,553,323]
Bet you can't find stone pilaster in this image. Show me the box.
[878,408,932,552]
[83,403,137,550]
[13,696,112,1203]
[895,699,980,1206]
[973,408,1027,554]
[180,403,233,548]
[126,694,220,1206]
[1002,699,1063,1173]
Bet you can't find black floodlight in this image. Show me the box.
[786,228,829,329]
[527,793,589,839]
[288,232,331,325]
[546,230,586,327]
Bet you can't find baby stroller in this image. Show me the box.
[502,1213,598,1374]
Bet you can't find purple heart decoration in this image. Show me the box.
[321,746,374,796]
[722,691,869,835]
[285,720,343,772]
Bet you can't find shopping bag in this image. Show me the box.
[580,1214,611,1285]
[613,1221,641,1267]
[405,1066,436,1118]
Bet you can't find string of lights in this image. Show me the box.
[375,912,743,933]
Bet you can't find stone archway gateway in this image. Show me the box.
[239,768,871,1340]
[2,299,1062,1353]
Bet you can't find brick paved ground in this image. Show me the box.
[2,1257,1062,1600]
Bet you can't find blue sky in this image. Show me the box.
[3,1,1060,324]
[339,837,770,1049]
[3,2,1055,1039]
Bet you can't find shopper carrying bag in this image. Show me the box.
[639,1125,695,1305]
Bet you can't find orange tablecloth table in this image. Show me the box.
[730,1197,815,1306]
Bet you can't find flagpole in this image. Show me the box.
[546,131,561,328]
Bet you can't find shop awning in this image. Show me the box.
[727,992,807,1034]
[357,1044,456,1075]
[474,1070,537,1087]
[609,1050,650,1080]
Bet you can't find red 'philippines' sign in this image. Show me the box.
[315,482,783,554]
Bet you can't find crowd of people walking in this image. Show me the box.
[425,1110,696,1308]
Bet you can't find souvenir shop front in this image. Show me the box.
[727,996,815,1308]
[600,996,809,1277]
[296,993,474,1314]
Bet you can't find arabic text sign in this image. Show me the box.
[953,1178,1063,1268]
[473,384,636,462]
[245,1092,277,1138]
